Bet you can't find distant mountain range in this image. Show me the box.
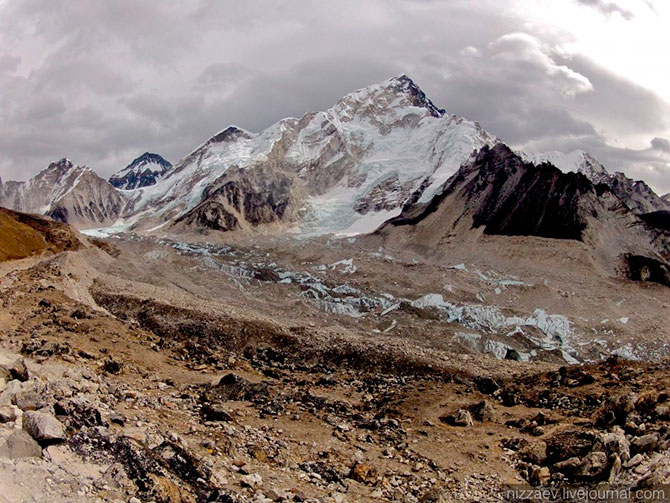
[1,74,669,283]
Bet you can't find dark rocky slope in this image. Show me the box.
[378,144,670,286]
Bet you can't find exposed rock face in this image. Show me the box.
[172,165,300,233]
[109,152,172,190]
[467,146,593,240]
[377,144,670,280]
[0,159,126,228]
[525,150,669,215]
[174,200,240,231]
[603,171,668,215]
[386,144,602,240]
[353,175,415,214]
[639,210,670,232]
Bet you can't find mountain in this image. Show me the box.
[377,144,670,283]
[120,75,498,234]
[0,158,125,228]
[109,152,172,190]
[1,75,668,241]
[524,150,669,215]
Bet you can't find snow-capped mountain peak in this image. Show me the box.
[7,74,666,237]
[524,149,668,214]
[0,158,124,228]
[331,74,446,125]
[209,126,254,143]
[114,74,498,235]
[109,152,172,190]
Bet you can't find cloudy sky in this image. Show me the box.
[1,0,669,192]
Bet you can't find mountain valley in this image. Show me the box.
[2,75,670,502]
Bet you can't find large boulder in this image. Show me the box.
[0,430,42,459]
[0,405,20,424]
[596,394,635,427]
[0,380,25,406]
[518,439,548,465]
[598,427,630,463]
[0,358,29,382]
[201,373,269,406]
[23,410,66,445]
[440,409,474,427]
[545,429,597,465]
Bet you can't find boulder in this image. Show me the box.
[634,455,670,488]
[240,473,262,488]
[0,430,42,459]
[0,405,20,424]
[349,462,377,485]
[202,373,269,404]
[201,403,233,422]
[530,466,551,486]
[54,397,106,428]
[598,427,630,463]
[440,409,474,427]
[471,400,495,422]
[579,451,609,481]
[545,429,596,465]
[552,457,582,478]
[23,410,66,445]
[0,358,29,382]
[0,379,24,405]
[632,433,660,455]
[519,439,548,465]
[13,389,47,411]
[596,394,635,427]
[474,377,499,395]
[608,453,622,484]
[635,392,659,415]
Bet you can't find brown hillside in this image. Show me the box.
[0,207,82,261]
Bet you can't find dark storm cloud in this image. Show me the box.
[651,137,670,153]
[0,0,668,194]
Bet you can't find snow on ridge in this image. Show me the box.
[114,75,499,235]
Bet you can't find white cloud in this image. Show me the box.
[490,33,593,96]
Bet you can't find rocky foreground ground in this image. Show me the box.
[1,238,670,503]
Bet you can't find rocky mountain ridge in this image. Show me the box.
[0,75,667,244]
[524,150,669,215]
[0,159,125,228]
[377,144,670,282]
[108,152,172,190]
